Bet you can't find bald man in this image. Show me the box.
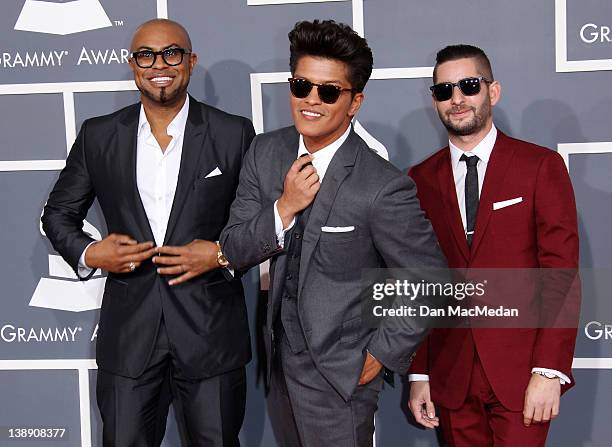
[42,19,255,446]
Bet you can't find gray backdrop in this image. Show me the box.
[1,0,611,446]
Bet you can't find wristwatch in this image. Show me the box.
[216,241,230,268]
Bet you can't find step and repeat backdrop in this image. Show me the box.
[0,0,611,446]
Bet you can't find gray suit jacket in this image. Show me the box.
[221,126,446,400]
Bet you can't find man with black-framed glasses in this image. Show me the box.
[407,44,579,447]
[42,19,255,446]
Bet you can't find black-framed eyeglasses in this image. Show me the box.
[288,78,355,104]
[430,76,492,102]
[131,48,192,68]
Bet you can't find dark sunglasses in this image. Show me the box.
[131,48,191,68]
[430,76,492,102]
[288,78,355,104]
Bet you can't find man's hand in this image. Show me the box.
[277,154,319,228]
[358,352,383,385]
[523,373,561,427]
[85,233,156,273]
[154,239,219,286]
[408,381,439,429]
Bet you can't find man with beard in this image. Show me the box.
[42,19,255,446]
[407,44,579,446]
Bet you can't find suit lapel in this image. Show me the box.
[117,104,156,243]
[437,149,470,262]
[163,96,212,245]
[470,132,515,257]
[270,129,300,306]
[279,128,300,187]
[297,130,359,296]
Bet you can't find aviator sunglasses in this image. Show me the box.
[430,76,491,102]
[288,78,355,104]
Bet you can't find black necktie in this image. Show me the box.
[460,154,480,247]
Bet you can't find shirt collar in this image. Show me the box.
[137,96,190,139]
[297,123,352,159]
[449,124,497,170]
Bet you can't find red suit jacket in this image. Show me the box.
[408,131,579,411]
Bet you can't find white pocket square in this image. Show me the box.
[321,226,355,233]
[493,197,523,210]
[204,167,222,178]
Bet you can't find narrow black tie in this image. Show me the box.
[460,154,480,247]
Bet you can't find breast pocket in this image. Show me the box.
[193,168,226,191]
[491,198,531,236]
[319,226,362,243]
[191,166,234,227]
[316,227,372,273]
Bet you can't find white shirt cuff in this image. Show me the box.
[273,200,295,248]
[408,374,430,382]
[532,368,570,385]
[78,241,97,278]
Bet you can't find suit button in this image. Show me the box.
[286,274,293,280]
[294,233,301,239]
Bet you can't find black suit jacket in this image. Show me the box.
[42,96,256,379]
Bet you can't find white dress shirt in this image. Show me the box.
[450,124,496,234]
[135,100,188,246]
[78,99,189,274]
[273,124,352,246]
[409,124,570,385]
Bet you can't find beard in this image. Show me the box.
[439,100,491,137]
[139,80,189,106]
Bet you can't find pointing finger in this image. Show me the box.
[169,271,197,286]
[118,241,155,255]
[523,403,534,427]
[113,234,137,245]
[157,265,185,275]
[156,245,187,256]
[133,247,158,262]
[153,255,187,266]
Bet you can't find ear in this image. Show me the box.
[189,52,198,74]
[348,92,365,117]
[488,80,501,107]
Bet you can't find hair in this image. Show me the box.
[288,20,373,93]
[433,44,493,82]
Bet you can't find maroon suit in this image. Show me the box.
[408,131,579,444]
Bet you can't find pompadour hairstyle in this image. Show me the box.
[289,19,373,93]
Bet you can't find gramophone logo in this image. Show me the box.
[14,0,113,35]
[30,216,105,312]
